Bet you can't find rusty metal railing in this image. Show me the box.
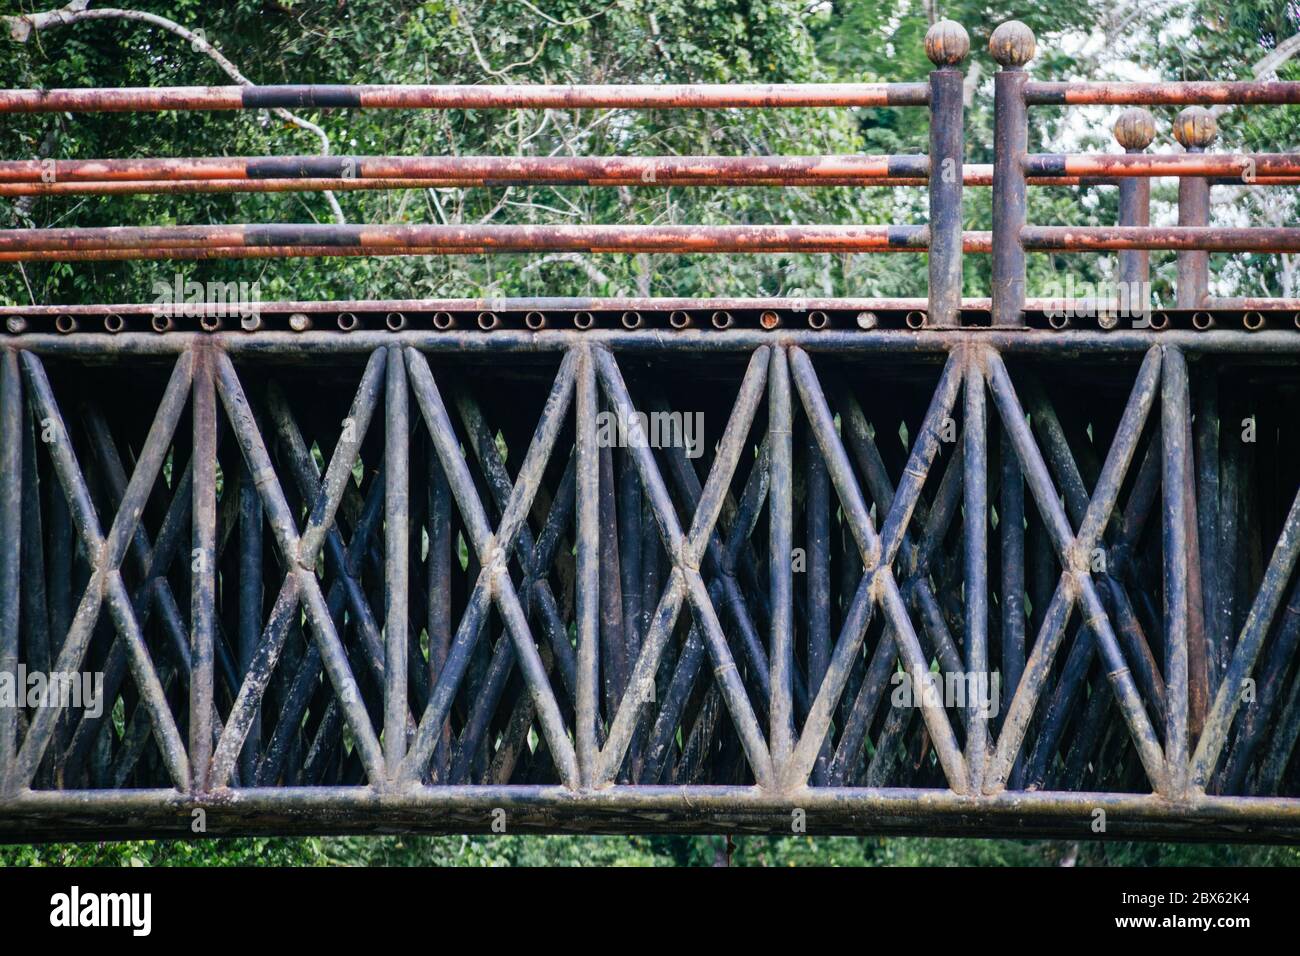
[0,20,981,330]
[990,20,1300,328]
[3,20,1300,842]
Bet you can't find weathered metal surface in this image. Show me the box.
[990,45,1028,327]
[2,19,1300,843]
[1025,154,1300,177]
[0,154,932,186]
[0,82,932,113]
[0,223,938,260]
[0,165,1125,197]
[0,328,1296,840]
[1024,81,1300,105]
[1021,226,1300,253]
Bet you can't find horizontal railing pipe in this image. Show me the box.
[0,223,931,254]
[1025,153,1300,178]
[1024,81,1300,106]
[1021,226,1300,253]
[0,170,1116,197]
[0,154,932,184]
[0,82,931,114]
[0,224,997,261]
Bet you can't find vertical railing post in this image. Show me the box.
[1162,346,1191,797]
[427,446,453,782]
[998,405,1025,784]
[575,346,600,788]
[1114,108,1155,321]
[769,346,794,781]
[1194,370,1223,697]
[190,340,217,795]
[384,344,409,779]
[805,424,831,786]
[0,349,20,796]
[237,461,263,784]
[990,21,1035,328]
[1175,106,1217,309]
[925,20,970,329]
[964,346,988,791]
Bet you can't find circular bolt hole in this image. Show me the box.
[1243,311,1264,331]
[386,311,407,331]
[856,311,878,330]
[621,311,642,330]
[337,312,359,332]
[477,311,499,331]
[55,314,77,334]
[808,310,829,330]
[1097,313,1120,330]
[905,310,926,330]
[200,313,222,332]
[289,313,311,333]
[711,310,733,330]
[433,311,455,330]
[759,310,780,330]
[525,311,546,330]
[4,316,27,334]
[1192,311,1214,331]
[1047,312,1070,330]
[151,314,174,334]
[1149,311,1169,331]
[241,314,263,332]
[104,313,125,334]
[574,311,594,330]
[669,311,691,329]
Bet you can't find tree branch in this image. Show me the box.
[520,253,616,288]
[1210,29,1300,118]
[4,1,347,222]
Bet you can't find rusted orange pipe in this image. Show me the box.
[0,83,930,113]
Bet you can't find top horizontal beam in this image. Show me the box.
[0,83,931,114]
[10,326,1300,357]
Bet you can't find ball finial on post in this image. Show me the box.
[1173,106,1217,149]
[989,21,1036,69]
[1113,108,1156,151]
[925,20,970,67]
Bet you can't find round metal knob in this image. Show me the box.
[1173,106,1217,149]
[925,20,970,67]
[989,21,1035,69]
[1113,108,1156,151]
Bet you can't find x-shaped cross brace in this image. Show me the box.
[399,347,579,787]
[983,345,1167,794]
[823,366,968,784]
[783,346,968,792]
[450,395,584,745]
[10,350,193,791]
[585,345,773,788]
[209,349,387,787]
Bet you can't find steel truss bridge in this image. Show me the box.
[3,20,1300,843]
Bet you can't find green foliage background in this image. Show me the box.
[5,834,1300,867]
[2,0,1297,306]
[0,0,1298,865]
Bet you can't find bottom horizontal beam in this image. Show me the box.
[1,786,1297,843]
